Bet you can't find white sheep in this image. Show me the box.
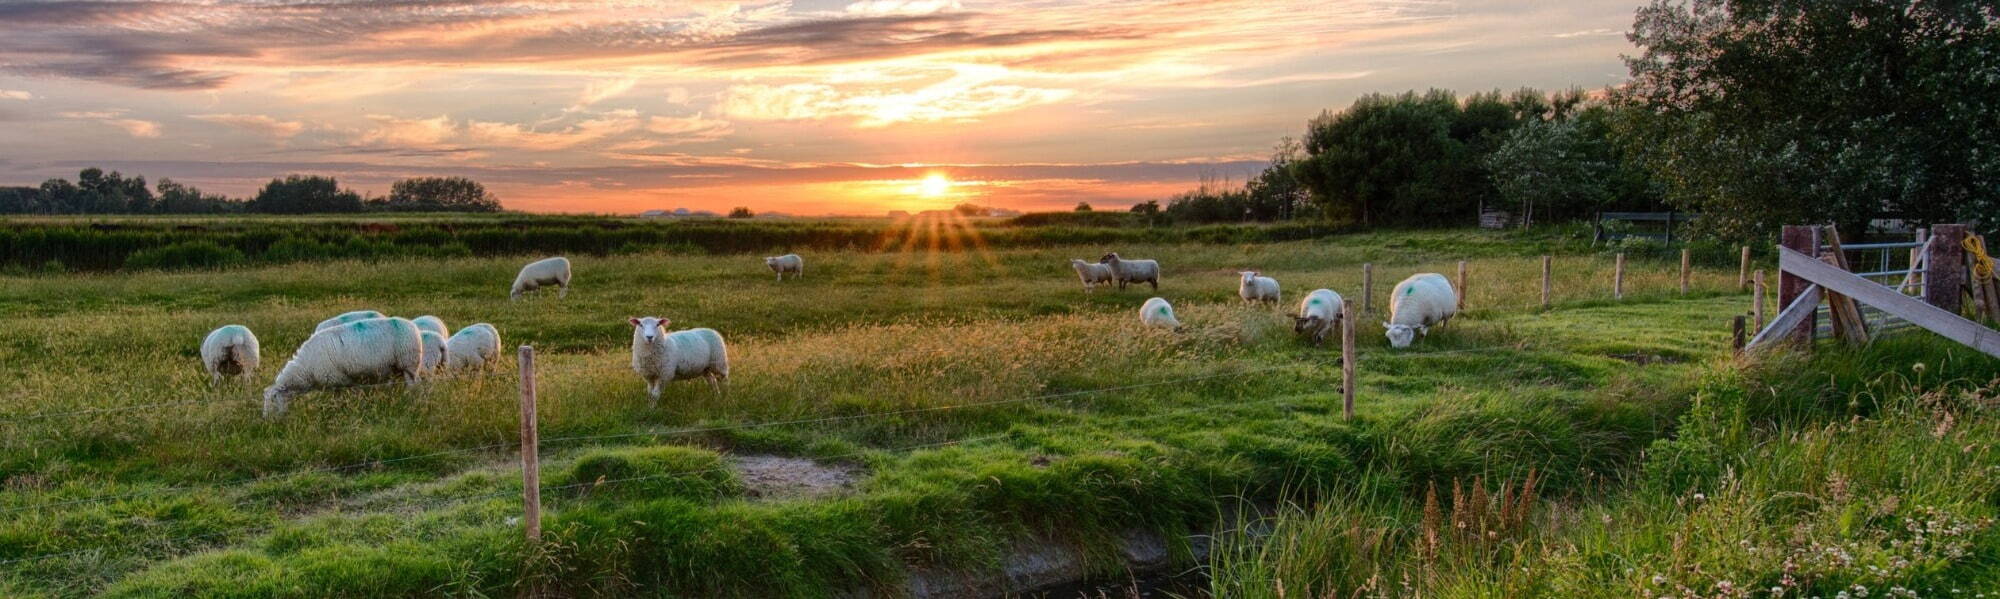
[511,257,572,300]
[629,316,729,405]
[1383,273,1458,348]
[199,325,260,383]
[1099,252,1160,291]
[1292,288,1345,345]
[1069,259,1115,293]
[1238,271,1281,305]
[314,310,384,332]
[419,331,447,375]
[444,323,503,371]
[1139,297,1182,330]
[411,315,449,339]
[764,254,804,281]
[263,316,425,417]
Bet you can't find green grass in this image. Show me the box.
[0,226,1914,597]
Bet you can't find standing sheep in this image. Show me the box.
[1383,273,1458,348]
[263,317,426,417]
[628,316,729,406]
[1139,297,1182,330]
[418,331,448,375]
[444,323,502,371]
[412,315,449,338]
[315,310,384,332]
[1099,253,1160,291]
[1238,271,1281,305]
[764,254,804,281]
[1292,289,1345,345]
[199,325,261,383]
[1069,259,1115,293]
[511,257,572,300]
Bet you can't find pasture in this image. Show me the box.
[0,225,1988,597]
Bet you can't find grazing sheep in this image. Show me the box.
[1069,259,1115,293]
[419,331,447,375]
[1238,271,1281,305]
[1292,289,1345,345]
[412,315,449,338]
[263,317,426,417]
[314,310,384,332]
[1383,273,1458,348]
[764,254,804,281]
[444,323,502,371]
[1139,297,1182,330]
[511,257,572,300]
[629,317,729,405]
[1099,252,1160,291]
[199,325,260,383]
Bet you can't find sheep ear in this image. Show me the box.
[1381,321,1391,328]
[659,318,671,328]
[629,317,641,326]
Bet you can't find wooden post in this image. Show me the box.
[1821,226,1869,345]
[1613,253,1625,300]
[1540,255,1552,310]
[1340,301,1356,420]
[1739,246,1751,290]
[1680,248,1692,294]
[1361,263,1374,314]
[517,345,542,543]
[1753,269,1767,331]
[1456,261,1467,311]
[1780,225,1820,344]
[1926,224,1967,314]
[1732,315,1747,353]
[1907,229,1929,293]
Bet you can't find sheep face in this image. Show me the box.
[1383,323,1426,348]
[764,257,779,267]
[1099,252,1120,264]
[1240,271,1259,285]
[1293,315,1321,334]
[261,386,290,417]
[630,316,670,343]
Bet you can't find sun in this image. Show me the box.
[919,173,951,197]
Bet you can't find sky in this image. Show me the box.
[0,0,1641,215]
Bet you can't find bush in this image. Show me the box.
[123,241,246,270]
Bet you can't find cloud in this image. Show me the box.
[0,90,30,100]
[571,77,638,110]
[1552,28,1621,38]
[644,114,734,144]
[721,66,1072,126]
[59,109,161,138]
[359,114,456,147]
[845,0,963,15]
[190,113,305,138]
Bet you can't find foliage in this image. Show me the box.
[727,206,754,219]
[1291,90,1520,226]
[122,241,247,270]
[1074,202,1093,212]
[1484,117,1611,225]
[374,177,500,213]
[247,175,365,214]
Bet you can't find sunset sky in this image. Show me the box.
[0,0,1641,215]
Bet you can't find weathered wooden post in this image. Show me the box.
[1613,253,1625,300]
[517,345,542,543]
[1341,301,1356,421]
[1540,255,1552,310]
[1753,269,1767,331]
[1456,261,1467,311]
[1362,263,1374,314]
[1681,248,1692,294]
[1739,246,1751,290]
[1779,225,1820,344]
[1732,315,1747,353]
[1927,224,1967,314]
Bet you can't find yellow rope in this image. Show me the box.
[1966,235,1995,284]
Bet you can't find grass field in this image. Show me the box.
[0,226,1991,597]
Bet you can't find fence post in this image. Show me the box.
[1613,253,1625,300]
[1456,261,1467,311]
[1341,301,1356,421]
[1753,269,1766,330]
[1739,246,1751,290]
[1780,225,1821,344]
[1732,315,1747,353]
[1541,255,1552,310]
[1681,248,1692,294]
[1362,263,1374,314]
[517,345,542,544]
[1926,224,1967,314]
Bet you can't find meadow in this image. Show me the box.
[0,222,1991,597]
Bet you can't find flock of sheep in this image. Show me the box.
[198,249,1460,417]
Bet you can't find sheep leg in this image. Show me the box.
[706,370,726,396]
[647,379,662,408]
[558,284,569,299]
[1147,278,1157,291]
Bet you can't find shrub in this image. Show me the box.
[124,241,246,270]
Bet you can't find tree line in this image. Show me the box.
[1153,0,1998,240]
[0,170,502,214]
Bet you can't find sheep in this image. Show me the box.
[444,323,502,371]
[199,325,260,383]
[1069,259,1115,293]
[411,315,449,339]
[1383,273,1458,348]
[629,316,729,406]
[314,310,384,332]
[764,254,804,281]
[1238,271,1281,305]
[1139,297,1182,330]
[1292,288,1345,345]
[1099,252,1160,291]
[511,257,572,300]
[263,316,425,417]
[419,331,447,375]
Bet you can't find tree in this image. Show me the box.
[728,207,754,218]
[0,186,36,213]
[1483,119,1610,226]
[249,175,364,214]
[1621,0,2000,238]
[380,176,500,212]
[953,203,989,217]
[1074,202,1093,212]
[156,179,241,213]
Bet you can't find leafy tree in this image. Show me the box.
[953,203,989,217]
[1292,90,1465,226]
[1484,119,1611,226]
[727,207,754,218]
[249,175,364,214]
[156,179,241,213]
[0,186,36,213]
[1621,0,2000,238]
[1074,202,1093,212]
[379,176,500,212]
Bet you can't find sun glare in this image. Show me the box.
[919,173,951,197]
